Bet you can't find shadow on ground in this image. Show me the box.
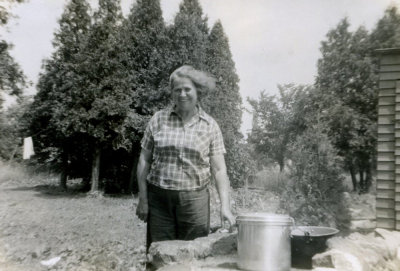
[6,184,137,200]
[7,184,91,199]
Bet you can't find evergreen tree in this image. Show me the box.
[205,20,245,186]
[169,0,209,70]
[29,0,92,189]
[116,0,170,191]
[370,6,400,49]
[120,0,169,119]
[70,0,127,193]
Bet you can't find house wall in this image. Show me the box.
[377,49,400,230]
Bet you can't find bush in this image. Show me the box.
[226,141,257,188]
[253,165,289,193]
[280,127,350,229]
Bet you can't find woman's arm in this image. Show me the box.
[210,154,236,229]
[136,148,152,222]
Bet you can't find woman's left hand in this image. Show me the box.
[220,206,236,232]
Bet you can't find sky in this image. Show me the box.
[2,0,399,135]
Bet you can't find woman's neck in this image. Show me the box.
[176,106,198,123]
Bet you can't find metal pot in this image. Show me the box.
[291,226,339,269]
[236,213,294,271]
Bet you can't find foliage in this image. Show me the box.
[0,96,31,162]
[248,84,311,171]
[0,0,27,162]
[0,0,25,26]
[118,0,170,141]
[280,126,350,229]
[169,0,209,70]
[315,18,377,192]
[205,20,246,187]
[0,41,26,105]
[29,0,92,171]
[71,0,127,149]
[0,0,26,109]
[370,6,400,49]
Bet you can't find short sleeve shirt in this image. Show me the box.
[141,106,226,191]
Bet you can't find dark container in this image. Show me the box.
[291,226,339,269]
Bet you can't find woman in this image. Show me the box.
[136,65,235,250]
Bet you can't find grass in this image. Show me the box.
[252,165,289,193]
[0,161,147,271]
[0,161,58,188]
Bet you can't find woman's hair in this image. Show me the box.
[169,65,216,99]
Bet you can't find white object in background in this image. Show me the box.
[40,256,61,266]
[23,137,35,159]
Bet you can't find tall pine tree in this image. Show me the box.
[205,20,245,186]
[169,0,209,70]
[73,0,128,192]
[370,6,400,49]
[117,0,170,191]
[29,0,91,189]
[120,0,169,119]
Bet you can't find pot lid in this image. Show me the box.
[236,212,293,224]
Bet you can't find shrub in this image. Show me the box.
[226,141,257,188]
[280,127,350,229]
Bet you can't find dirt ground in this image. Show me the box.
[0,176,149,271]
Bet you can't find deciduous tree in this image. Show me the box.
[315,18,377,192]
[248,84,311,172]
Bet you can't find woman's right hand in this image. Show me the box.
[136,198,149,222]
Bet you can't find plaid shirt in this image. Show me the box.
[141,105,226,191]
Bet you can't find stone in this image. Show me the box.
[312,249,363,271]
[312,250,335,268]
[148,232,237,269]
[312,268,337,271]
[326,233,389,269]
[156,263,195,271]
[375,228,400,258]
[350,220,376,231]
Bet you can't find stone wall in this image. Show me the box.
[147,229,400,271]
[312,228,400,271]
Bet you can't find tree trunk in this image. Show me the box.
[363,158,372,193]
[278,159,284,172]
[129,154,139,194]
[8,144,19,163]
[90,146,101,192]
[59,151,68,190]
[81,176,91,191]
[349,164,357,192]
[359,169,365,193]
[60,170,67,190]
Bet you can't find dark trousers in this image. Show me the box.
[146,184,210,251]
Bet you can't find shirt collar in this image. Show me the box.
[167,104,211,124]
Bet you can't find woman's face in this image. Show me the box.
[172,77,198,112]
